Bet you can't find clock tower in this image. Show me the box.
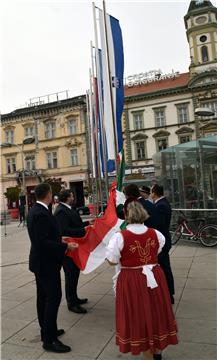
[184,0,217,77]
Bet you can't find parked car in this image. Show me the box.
[76,206,90,216]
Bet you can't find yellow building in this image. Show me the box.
[1,95,89,209]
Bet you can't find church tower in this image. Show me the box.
[184,0,217,78]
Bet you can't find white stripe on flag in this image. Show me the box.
[99,10,115,162]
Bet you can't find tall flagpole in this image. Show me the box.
[86,89,94,197]
[92,2,109,200]
[88,72,99,214]
[102,0,119,178]
[90,41,103,209]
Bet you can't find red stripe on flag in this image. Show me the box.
[65,188,118,271]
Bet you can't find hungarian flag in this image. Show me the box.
[65,151,126,274]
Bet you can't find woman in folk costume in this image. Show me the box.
[106,198,178,360]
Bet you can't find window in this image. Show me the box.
[135,141,145,160]
[177,104,189,124]
[201,46,209,62]
[68,118,77,135]
[179,135,191,144]
[71,148,78,166]
[25,154,35,170]
[46,151,57,169]
[133,112,144,130]
[45,122,56,139]
[154,109,166,127]
[24,127,34,137]
[5,129,14,144]
[156,138,168,151]
[6,158,16,173]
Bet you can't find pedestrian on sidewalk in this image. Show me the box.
[106,199,178,360]
[18,203,25,227]
[27,183,78,353]
[150,184,175,304]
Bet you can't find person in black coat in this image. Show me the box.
[124,184,159,229]
[54,190,93,314]
[27,183,78,353]
[151,184,175,304]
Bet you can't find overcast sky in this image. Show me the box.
[1,0,215,114]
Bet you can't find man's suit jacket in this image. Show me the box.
[154,197,172,252]
[138,197,159,229]
[27,203,67,275]
[54,203,88,238]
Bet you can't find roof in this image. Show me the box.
[124,72,190,98]
[187,0,215,13]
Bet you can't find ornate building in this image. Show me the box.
[123,0,217,178]
[1,95,89,208]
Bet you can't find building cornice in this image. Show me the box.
[1,95,86,123]
[124,85,190,103]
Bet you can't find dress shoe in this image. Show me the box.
[43,340,71,353]
[68,304,87,314]
[57,329,65,337]
[154,354,162,360]
[77,298,88,305]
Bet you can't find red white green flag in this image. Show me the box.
[65,151,125,274]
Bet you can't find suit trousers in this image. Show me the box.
[35,271,62,344]
[62,255,80,306]
[158,251,175,298]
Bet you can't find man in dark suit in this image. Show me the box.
[151,184,175,304]
[27,183,78,353]
[124,184,159,229]
[54,190,92,314]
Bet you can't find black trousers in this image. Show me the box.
[62,256,80,306]
[35,271,62,344]
[158,251,175,298]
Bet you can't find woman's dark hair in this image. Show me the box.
[35,183,51,200]
[124,184,140,198]
[139,186,150,195]
[151,184,164,197]
[58,190,72,203]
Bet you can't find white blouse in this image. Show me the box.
[106,224,165,264]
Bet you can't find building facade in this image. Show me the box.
[123,0,217,179]
[1,95,89,209]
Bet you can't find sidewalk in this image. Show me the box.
[1,223,217,360]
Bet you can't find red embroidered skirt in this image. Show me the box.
[116,266,178,355]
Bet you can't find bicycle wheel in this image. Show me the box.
[171,226,182,245]
[199,224,217,247]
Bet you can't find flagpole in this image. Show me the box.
[92,2,109,200]
[90,42,103,211]
[102,0,119,179]
[86,89,94,198]
[88,71,99,215]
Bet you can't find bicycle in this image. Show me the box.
[170,210,217,247]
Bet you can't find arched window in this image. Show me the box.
[201,46,209,62]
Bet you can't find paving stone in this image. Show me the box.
[1,299,21,314]
[1,317,31,343]
[176,289,217,320]
[163,341,217,359]
[1,343,44,360]
[176,318,217,345]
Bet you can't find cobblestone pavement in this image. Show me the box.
[1,222,217,360]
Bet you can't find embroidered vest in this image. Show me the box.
[120,228,159,267]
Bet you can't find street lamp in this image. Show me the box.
[1,136,35,218]
[195,107,214,116]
